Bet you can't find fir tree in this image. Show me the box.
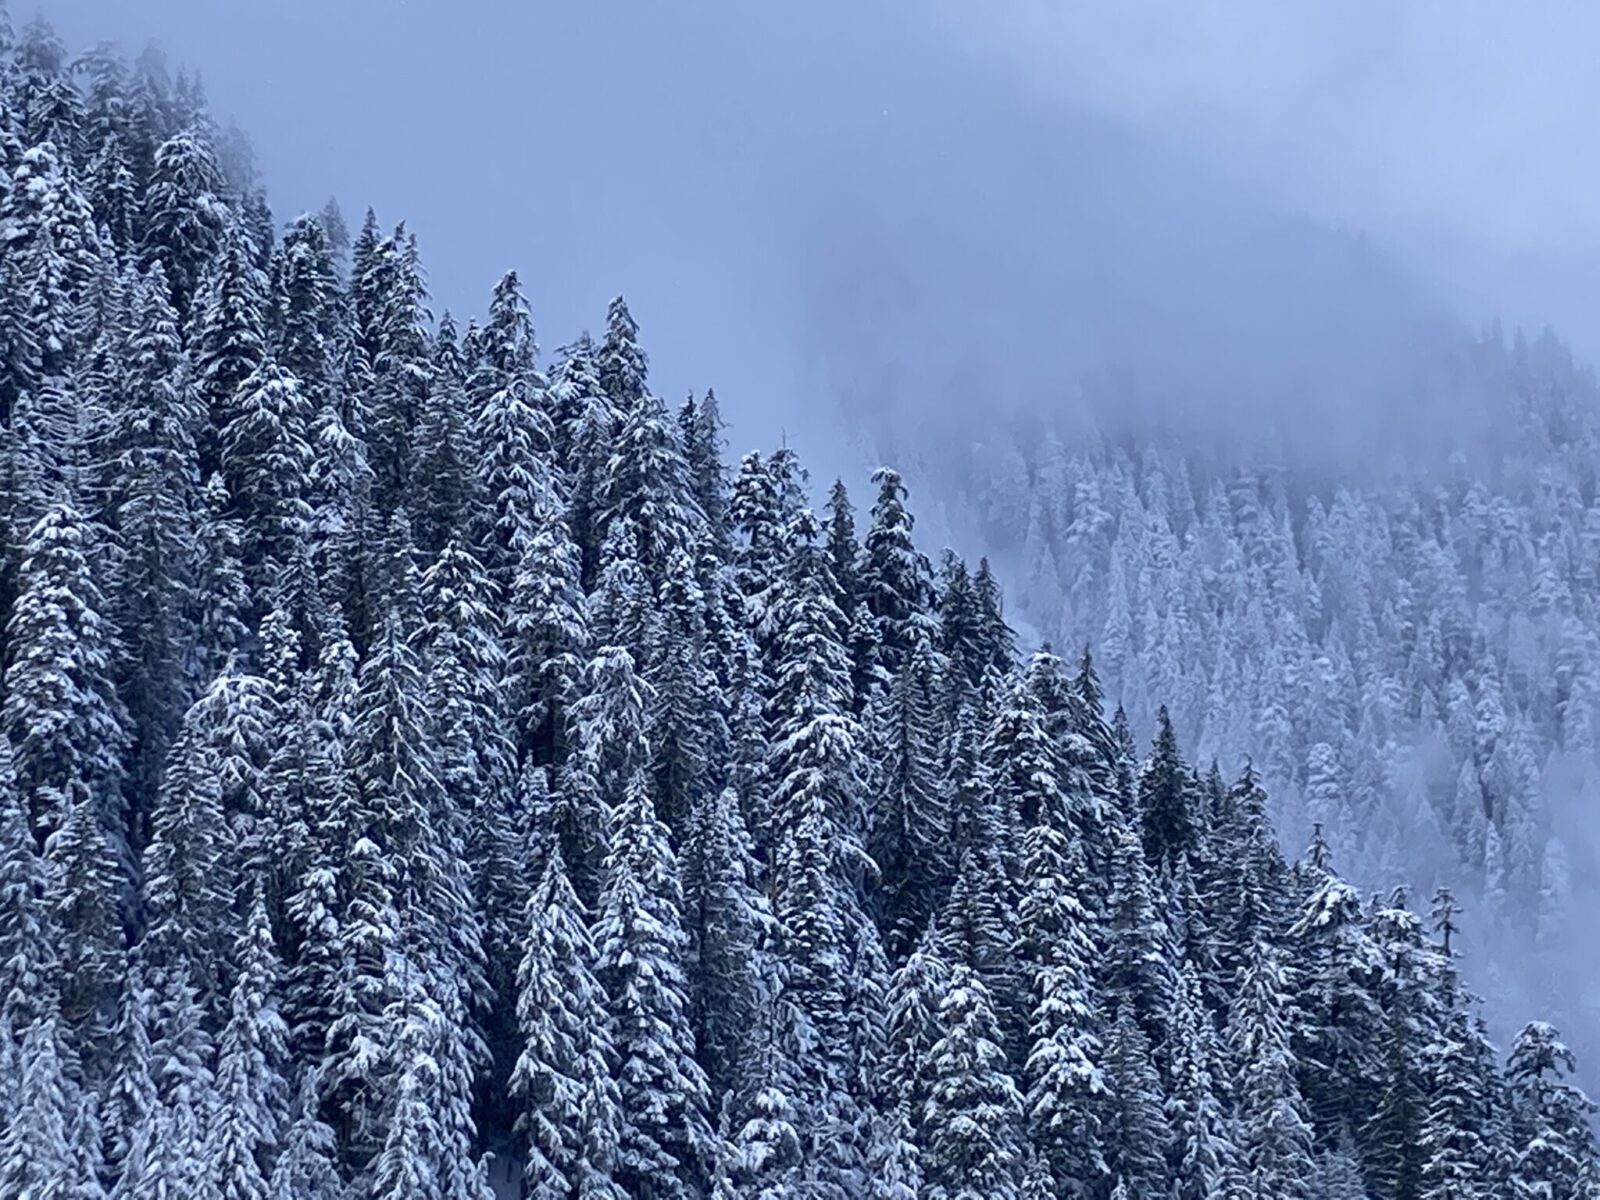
[269,212,338,404]
[269,1076,345,1200]
[597,295,648,412]
[595,769,714,1199]
[923,965,1025,1200]
[139,128,228,321]
[192,219,268,466]
[411,313,474,554]
[860,467,935,680]
[1137,706,1195,870]
[1018,824,1106,1198]
[1287,869,1384,1147]
[3,501,127,842]
[141,692,232,1006]
[0,738,55,1028]
[211,892,290,1200]
[683,785,774,1105]
[1100,1002,1169,1198]
[508,500,589,768]
[1165,964,1234,1200]
[220,359,314,598]
[109,263,200,823]
[470,344,555,589]
[871,632,949,960]
[1229,936,1314,1200]
[1506,1023,1600,1200]
[646,546,719,836]
[0,990,79,1200]
[510,842,624,1200]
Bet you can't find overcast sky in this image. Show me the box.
[939,1,1600,353]
[27,0,1600,465]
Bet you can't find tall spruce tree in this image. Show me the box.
[595,769,714,1199]
[510,842,624,1200]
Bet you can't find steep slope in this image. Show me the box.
[868,211,1600,1063]
[1,12,1597,1200]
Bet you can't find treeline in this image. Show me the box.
[953,325,1600,1030]
[0,12,1595,1200]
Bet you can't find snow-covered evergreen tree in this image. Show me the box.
[595,769,714,1199]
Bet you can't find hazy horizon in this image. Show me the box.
[28,0,1600,471]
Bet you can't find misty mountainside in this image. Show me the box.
[873,251,1600,1060]
[782,3,1600,1066]
[4,12,1600,1200]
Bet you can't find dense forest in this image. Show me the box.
[914,323,1600,1060]
[0,12,1596,1200]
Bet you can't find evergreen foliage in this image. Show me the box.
[0,24,1582,1200]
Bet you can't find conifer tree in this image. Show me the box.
[470,337,554,589]
[600,380,701,583]
[725,1085,803,1198]
[269,212,338,403]
[598,294,648,412]
[596,769,714,1199]
[192,220,268,464]
[142,693,232,1005]
[1229,935,1314,1200]
[883,936,953,1126]
[683,785,774,1105]
[1363,895,1434,1200]
[44,792,123,1067]
[936,842,1024,1059]
[1287,868,1384,1145]
[357,223,430,511]
[871,632,949,960]
[683,389,729,560]
[866,1109,923,1200]
[774,803,865,1188]
[211,892,290,1200]
[0,989,79,1200]
[1100,1002,1169,1198]
[646,546,719,836]
[110,264,200,817]
[1506,1023,1600,1200]
[268,1076,344,1200]
[1138,706,1195,869]
[1100,816,1177,1040]
[985,668,1065,836]
[860,467,935,679]
[1418,1024,1499,1200]
[139,959,221,1199]
[730,451,784,643]
[510,842,625,1200]
[1018,823,1105,1197]
[0,142,102,408]
[508,500,589,767]
[551,333,617,585]
[766,508,865,854]
[411,313,474,554]
[3,500,127,841]
[139,128,228,321]
[923,965,1025,1200]
[191,471,250,682]
[0,738,55,1029]
[1165,964,1234,1200]
[220,359,314,598]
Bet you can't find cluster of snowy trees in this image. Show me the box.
[0,13,1597,1200]
[942,331,1600,1057]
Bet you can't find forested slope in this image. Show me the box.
[896,327,1600,1053]
[0,14,1594,1200]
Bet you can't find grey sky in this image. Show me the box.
[940,1,1600,350]
[29,0,1600,469]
